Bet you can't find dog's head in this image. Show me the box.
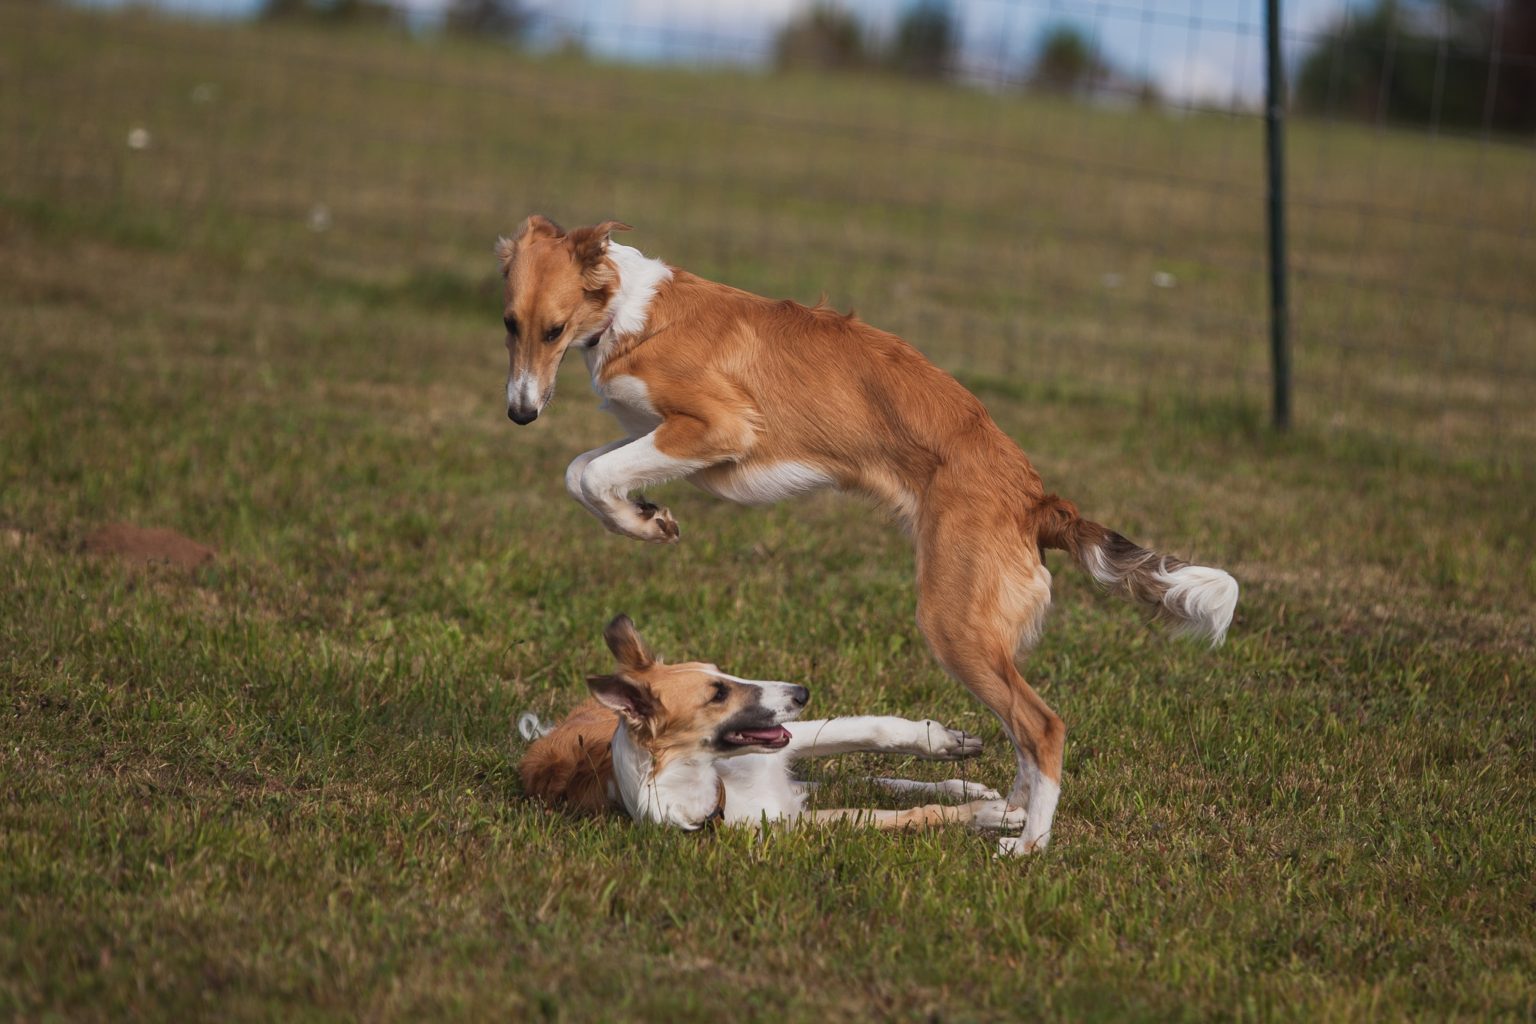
[495,214,630,425]
[586,614,809,760]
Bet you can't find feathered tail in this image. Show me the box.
[1037,496,1239,646]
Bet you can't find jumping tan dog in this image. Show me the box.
[496,215,1238,854]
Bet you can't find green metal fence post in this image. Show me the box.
[1265,0,1291,430]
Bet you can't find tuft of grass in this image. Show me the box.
[1,5,1533,1021]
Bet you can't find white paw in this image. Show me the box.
[917,722,983,760]
[996,831,1051,857]
[932,779,1003,801]
[969,799,1027,830]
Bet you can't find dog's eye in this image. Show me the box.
[503,315,519,338]
[544,323,565,343]
[709,682,730,704]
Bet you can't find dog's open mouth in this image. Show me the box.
[720,725,792,749]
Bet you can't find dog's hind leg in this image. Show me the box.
[804,799,1017,831]
[793,777,1001,805]
[916,509,1063,855]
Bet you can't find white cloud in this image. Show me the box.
[1160,53,1260,108]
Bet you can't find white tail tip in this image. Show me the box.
[517,712,552,741]
[1157,564,1239,646]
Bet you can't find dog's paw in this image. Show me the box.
[968,799,1027,831]
[917,722,983,760]
[630,497,680,544]
[931,779,1003,802]
[995,831,1051,857]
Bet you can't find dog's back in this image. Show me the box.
[519,700,620,814]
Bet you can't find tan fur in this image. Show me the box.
[519,699,620,815]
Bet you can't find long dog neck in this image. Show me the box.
[609,726,723,831]
[584,242,673,379]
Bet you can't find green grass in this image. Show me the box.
[2,4,1534,1020]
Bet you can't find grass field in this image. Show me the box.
[2,4,1534,1020]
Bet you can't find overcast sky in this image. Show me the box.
[106,0,1356,106]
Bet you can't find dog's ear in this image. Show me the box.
[567,220,631,290]
[495,214,565,273]
[587,673,656,725]
[603,613,655,671]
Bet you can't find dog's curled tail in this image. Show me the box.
[1036,495,1238,647]
[518,712,554,742]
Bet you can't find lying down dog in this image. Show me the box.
[519,615,1022,833]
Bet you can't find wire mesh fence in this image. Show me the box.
[3,0,1532,471]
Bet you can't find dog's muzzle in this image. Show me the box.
[506,374,544,425]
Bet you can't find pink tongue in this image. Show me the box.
[737,726,790,743]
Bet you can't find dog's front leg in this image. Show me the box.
[578,433,700,542]
[782,717,983,761]
[566,437,640,522]
[869,777,1003,802]
[578,411,752,543]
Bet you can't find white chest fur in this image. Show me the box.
[611,728,718,829]
[582,241,674,437]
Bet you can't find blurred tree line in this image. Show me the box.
[773,1,956,78]
[774,4,1157,103]
[260,0,399,28]
[261,0,528,41]
[1295,0,1536,132]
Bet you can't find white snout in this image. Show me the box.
[508,373,541,408]
[718,673,810,721]
[506,372,546,423]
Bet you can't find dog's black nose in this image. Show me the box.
[507,407,538,425]
[790,685,810,708]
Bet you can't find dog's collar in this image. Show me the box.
[701,777,726,829]
[586,313,616,348]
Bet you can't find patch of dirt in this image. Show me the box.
[82,523,216,569]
